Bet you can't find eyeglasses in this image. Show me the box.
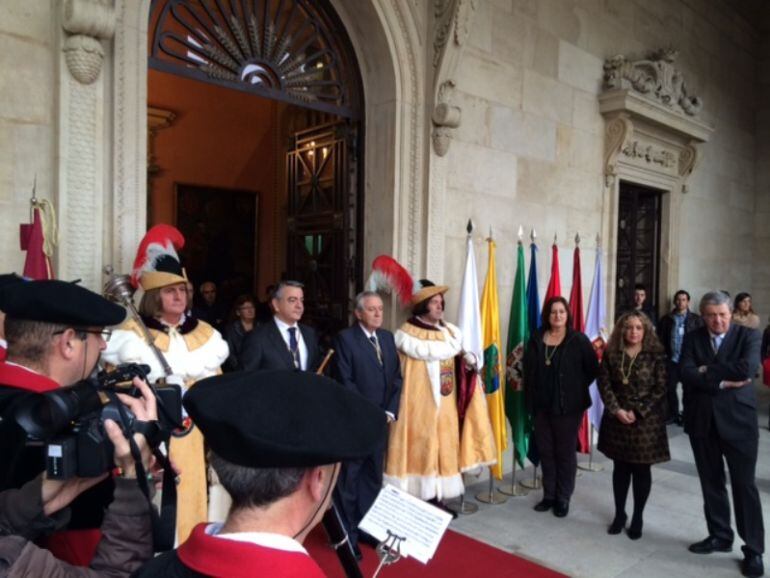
[54,328,113,342]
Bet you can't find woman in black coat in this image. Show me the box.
[524,296,599,518]
[598,311,669,540]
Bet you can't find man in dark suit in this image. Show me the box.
[239,280,320,372]
[680,291,764,578]
[332,291,402,556]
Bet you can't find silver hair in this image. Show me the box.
[272,280,304,300]
[354,291,382,311]
[699,291,731,313]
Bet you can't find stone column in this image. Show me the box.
[56,0,115,289]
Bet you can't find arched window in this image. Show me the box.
[149,0,362,119]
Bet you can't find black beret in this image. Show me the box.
[0,279,126,327]
[0,273,25,309]
[184,370,387,468]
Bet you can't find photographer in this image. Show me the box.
[0,279,149,567]
[0,377,157,577]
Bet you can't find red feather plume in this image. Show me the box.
[130,224,185,288]
[367,255,416,307]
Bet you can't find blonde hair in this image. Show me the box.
[606,311,663,355]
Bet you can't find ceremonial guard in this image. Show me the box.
[371,257,497,503]
[103,225,229,541]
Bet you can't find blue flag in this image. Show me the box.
[525,242,541,467]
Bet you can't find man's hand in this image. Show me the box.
[615,408,636,425]
[41,473,109,517]
[721,379,751,389]
[104,377,158,479]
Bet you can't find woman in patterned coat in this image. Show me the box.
[598,311,669,541]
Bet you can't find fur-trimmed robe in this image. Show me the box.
[384,319,497,501]
[103,316,229,542]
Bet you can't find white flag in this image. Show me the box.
[457,235,483,371]
[585,246,607,430]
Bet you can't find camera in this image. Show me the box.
[14,364,182,480]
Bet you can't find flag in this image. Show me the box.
[457,235,483,420]
[543,242,561,308]
[570,244,590,453]
[20,204,55,280]
[505,241,530,468]
[525,242,541,466]
[585,246,607,431]
[480,238,508,479]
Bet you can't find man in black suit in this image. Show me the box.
[332,291,402,556]
[239,280,320,372]
[680,291,764,578]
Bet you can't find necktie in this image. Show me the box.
[288,327,300,369]
[712,335,722,354]
[369,334,383,365]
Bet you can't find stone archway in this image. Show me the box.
[108,0,427,286]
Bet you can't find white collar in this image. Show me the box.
[358,323,377,339]
[205,523,307,554]
[274,317,299,333]
[0,338,6,349]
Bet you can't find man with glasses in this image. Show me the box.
[0,279,129,565]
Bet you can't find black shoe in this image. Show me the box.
[607,514,627,535]
[688,536,733,554]
[533,498,554,512]
[553,501,569,518]
[742,552,764,577]
[675,413,684,426]
[627,520,643,540]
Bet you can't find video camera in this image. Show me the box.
[14,363,182,480]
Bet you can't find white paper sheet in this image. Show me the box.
[358,484,453,564]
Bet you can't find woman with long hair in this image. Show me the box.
[598,311,669,540]
[733,292,760,329]
[523,296,599,518]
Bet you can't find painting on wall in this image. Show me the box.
[175,183,259,305]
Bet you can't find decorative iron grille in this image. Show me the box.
[149,0,361,118]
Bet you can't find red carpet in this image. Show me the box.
[305,526,567,577]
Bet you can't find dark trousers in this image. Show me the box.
[337,441,385,548]
[666,361,681,418]
[690,427,765,555]
[534,411,582,502]
[612,460,652,526]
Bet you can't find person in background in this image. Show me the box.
[524,296,599,519]
[184,281,194,317]
[598,311,669,541]
[223,294,257,372]
[732,292,760,329]
[192,281,228,332]
[657,290,703,425]
[633,284,657,325]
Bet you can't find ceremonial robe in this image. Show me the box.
[384,319,496,500]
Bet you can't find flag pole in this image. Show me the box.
[520,465,542,489]
[445,474,479,515]
[498,447,529,496]
[578,423,604,472]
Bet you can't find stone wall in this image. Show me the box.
[442,0,763,330]
[0,2,56,273]
[753,9,770,319]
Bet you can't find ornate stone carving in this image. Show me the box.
[61,0,116,85]
[431,0,477,157]
[603,49,702,117]
[432,80,461,157]
[603,115,633,187]
[621,141,677,169]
